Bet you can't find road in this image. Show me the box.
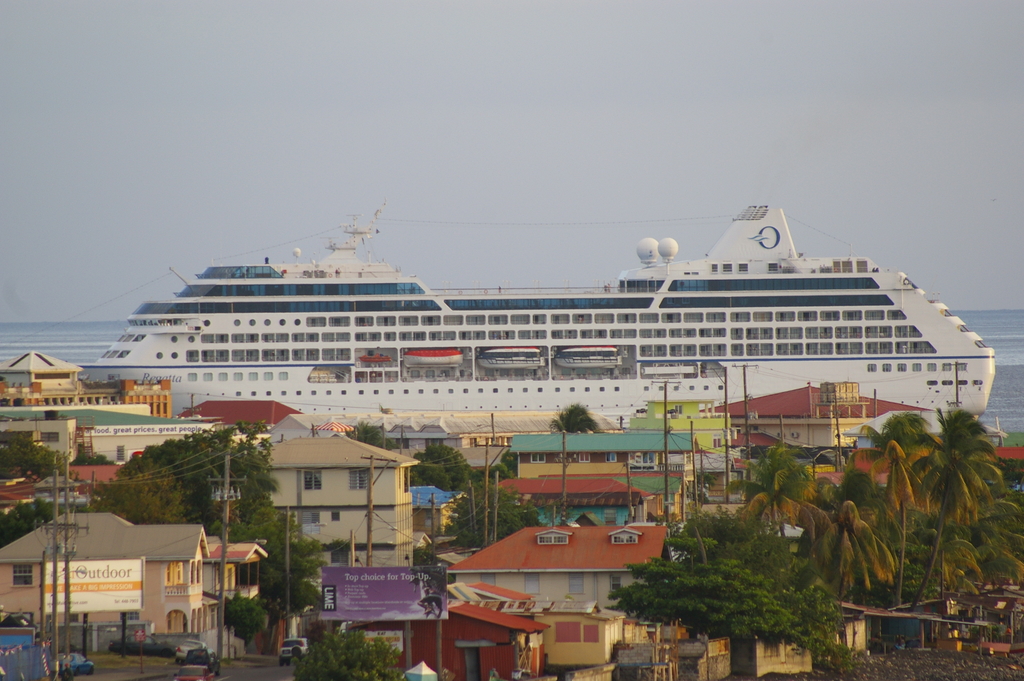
[217,665,295,681]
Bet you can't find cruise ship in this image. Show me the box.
[86,207,995,416]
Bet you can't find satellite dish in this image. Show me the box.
[636,238,658,265]
[658,238,679,263]
[293,248,302,260]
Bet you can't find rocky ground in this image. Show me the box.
[730,649,1024,680]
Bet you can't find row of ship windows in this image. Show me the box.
[112,337,939,363]
[193,308,911,329]
[193,324,924,344]
[639,341,937,357]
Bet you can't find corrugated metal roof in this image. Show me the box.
[449,602,549,632]
[510,433,692,453]
[0,513,206,562]
[0,408,204,427]
[449,524,667,572]
[270,437,418,467]
[272,411,620,436]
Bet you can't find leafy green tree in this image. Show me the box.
[348,422,394,450]
[231,506,325,620]
[680,510,792,582]
[92,456,188,524]
[70,452,113,465]
[549,403,599,433]
[911,409,1000,607]
[410,444,472,490]
[732,444,817,536]
[293,630,403,681]
[0,499,53,548]
[612,558,796,641]
[855,411,929,605]
[91,424,277,531]
[448,485,540,549]
[789,586,854,671]
[0,433,58,481]
[225,594,267,644]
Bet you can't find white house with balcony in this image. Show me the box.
[269,436,417,567]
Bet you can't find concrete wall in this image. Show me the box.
[564,663,615,681]
[678,638,730,681]
[731,638,812,677]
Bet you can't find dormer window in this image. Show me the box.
[609,528,642,544]
[536,529,571,545]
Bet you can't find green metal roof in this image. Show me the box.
[0,408,200,427]
[510,432,692,453]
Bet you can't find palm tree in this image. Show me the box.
[810,497,895,602]
[348,421,394,450]
[550,403,599,433]
[910,409,1000,607]
[731,444,817,536]
[855,411,929,606]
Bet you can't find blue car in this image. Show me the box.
[67,654,95,676]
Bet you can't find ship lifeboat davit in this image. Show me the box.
[554,346,621,368]
[478,347,544,368]
[404,348,464,366]
[359,352,393,364]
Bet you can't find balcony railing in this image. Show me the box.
[164,583,203,597]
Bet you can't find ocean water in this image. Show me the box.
[1,310,1021,431]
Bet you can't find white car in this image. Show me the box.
[175,640,208,664]
[279,638,309,666]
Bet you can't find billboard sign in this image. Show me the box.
[44,559,144,612]
[320,566,447,621]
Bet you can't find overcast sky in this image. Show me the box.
[2,1,1022,325]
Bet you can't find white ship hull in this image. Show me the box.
[84,207,995,418]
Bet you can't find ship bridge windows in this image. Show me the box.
[865,341,894,354]
[197,265,283,279]
[895,325,923,338]
[447,297,654,310]
[668,277,880,292]
[618,280,662,292]
[896,341,936,354]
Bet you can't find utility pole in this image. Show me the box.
[723,366,731,504]
[366,456,374,567]
[492,470,499,544]
[625,451,633,523]
[211,452,237,663]
[742,365,752,463]
[50,468,59,666]
[835,403,843,470]
[663,381,670,520]
[62,465,73,658]
[560,431,568,525]
[430,495,437,564]
[690,421,698,512]
[483,415,491,547]
[285,508,292,634]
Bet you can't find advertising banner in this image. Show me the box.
[320,566,447,621]
[43,559,144,612]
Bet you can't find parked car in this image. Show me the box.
[184,647,221,675]
[67,653,95,676]
[279,637,309,666]
[107,634,176,657]
[175,640,208,663]
[174,665,214,681]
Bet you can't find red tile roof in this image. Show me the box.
[997,447,1024,460]
[449,602,549,632]
[449,525,668,573]
[715,385,926,419]
[69,465,120,482]
[177,400,302,425]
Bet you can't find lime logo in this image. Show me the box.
[749,226,780,249]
